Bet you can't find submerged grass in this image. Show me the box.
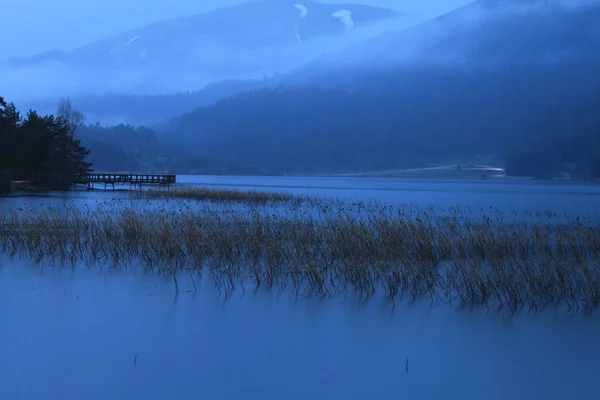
[0,196,599,312]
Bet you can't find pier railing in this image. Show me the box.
[78,173,176,190]
[15,173,176,191]
[81,174,176,185]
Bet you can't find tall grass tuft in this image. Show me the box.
[0,197,598,311]
[131,186,305,204]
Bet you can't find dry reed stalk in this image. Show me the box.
[130,186,307,205]
[0,198,598,311]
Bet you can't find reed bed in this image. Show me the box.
[0,200,599,311]
[132,186,305,204]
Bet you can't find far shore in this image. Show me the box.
[1,170,599,196]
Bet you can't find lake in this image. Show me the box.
[179,175,600,214]
[1,176,599,399]
[2,175,600,216]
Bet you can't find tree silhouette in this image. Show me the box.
[0,95,93,186]
[57,98,86,137]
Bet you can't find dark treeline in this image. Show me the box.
[5,1,600,179]
[0,96,91,188]
[159,0,600,176]
[78,123,159,172]
[12,65,597,178]
[15,78,597,179]
[25,79,272,126]
[1,95,218,183]
[76,79,269,125]
[168,85,478,174]
[78,123,217,174]
[164,74,600,176]
[505,93,600,179]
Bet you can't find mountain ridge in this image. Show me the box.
[1,0,400,102]
[152,0,600,174]
[6,0,399,68]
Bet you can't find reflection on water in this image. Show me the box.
[1,175,600,224]
[1,176,600,399]
[178,175,600,214]
[1,263,599,400]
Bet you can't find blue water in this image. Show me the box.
[1,264,600,400]
[1,176,600,399]
[178,175,600,214]
[2,175,600,218]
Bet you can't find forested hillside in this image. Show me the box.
[166,85,493,174]
[25,79,271,126]
[158,0,600,176]
[162,59,600,175]
[6,1,599,178]
[77,123,219,173]
[505,92,600,179]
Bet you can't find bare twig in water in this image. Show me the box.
[190,272,198,293]
[173,275,180,297]
[131,186,305,205]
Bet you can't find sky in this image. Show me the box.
[0,0,471,59]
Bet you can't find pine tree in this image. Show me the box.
[3,104,94,184]
[0,102,21,174]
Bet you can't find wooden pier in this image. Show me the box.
[79,173,176,190]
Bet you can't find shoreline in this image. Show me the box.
[2,174,599,197]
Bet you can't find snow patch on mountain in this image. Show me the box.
[332,10,354,31]
[110,36,141,53]
[294,4,308,18]
[295,26,303,44]
[294,4,309,45]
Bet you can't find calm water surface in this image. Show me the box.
[1,264,599,400]
[2,175,600,216]
[1,176,600,399]
[180,175,600,213]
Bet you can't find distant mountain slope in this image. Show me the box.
[157,0,600,174]
[504,91,600,179]
[427,0,600,64]
[294,0,600,75]
[30,1,600,129]
[7,0,398,69]
[22,78,272,126]
[165,87,446,174]
[1,0,399,101]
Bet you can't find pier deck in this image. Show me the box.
[78,173,176,190]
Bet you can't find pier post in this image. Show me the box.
[82,173,176,191]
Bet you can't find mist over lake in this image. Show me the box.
[2,260,600,400]
[2,175,600,398]
[3,0,600,398]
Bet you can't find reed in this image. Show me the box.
[0,198,598,311]
[131,186,304,204]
